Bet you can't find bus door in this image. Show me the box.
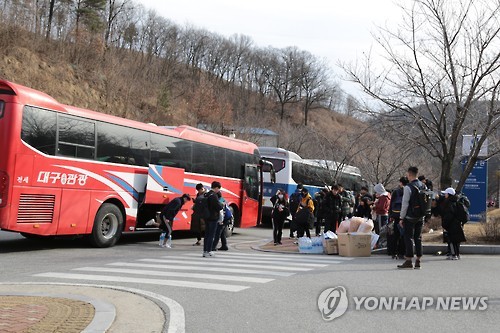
[240,163,260,227]
[143,165,184,204]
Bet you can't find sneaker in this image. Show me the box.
[202,252,209,257]
[397,260,413,269]
[193,241,201,246]
[446,256,453,260]
[414,260,421,270]
[208,251,214,257]
[451,256,459,260]
[146,219,158,227]
[218,247,229,251]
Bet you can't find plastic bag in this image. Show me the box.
[370,233,379,250]
[357,219,374,233]
[325,231,337,239]
[337,219,350,233]
[349,217,364,232]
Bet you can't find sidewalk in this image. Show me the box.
[0,284,165,333]
[253,236,500,255]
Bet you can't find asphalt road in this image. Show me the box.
[1,227,499,332]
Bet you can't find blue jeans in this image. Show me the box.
[203,219,218,253]
[403,218,423,258]
[212,223,227,250]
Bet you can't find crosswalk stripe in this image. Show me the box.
[33,273,249,292]
[181,252,345,264]
[219,251,354,261]
[107,262,294,277]
[74,267,274,283]
[138,258,313,271]
[162,255,329,267]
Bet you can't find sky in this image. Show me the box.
[136,0,404,98]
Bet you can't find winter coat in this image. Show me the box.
[206,190,224,221]
[190,192,206,234]
[374,193,391,216]
[439,196,466,243]
[272,197,290,222]
[324,192,342,217]
[389,187,404,219]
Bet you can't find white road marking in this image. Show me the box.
[162,255,328,267]
[139,258,313,271]
[33,273,249,292]
[107,262,294,277]
[74,267,274,283]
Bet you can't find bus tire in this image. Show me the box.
[89,203,123,248]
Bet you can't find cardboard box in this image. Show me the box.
[323,238,338,255]
[337,233,372,257]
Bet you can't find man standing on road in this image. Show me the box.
[203,181,224,257]
[398,166,425,270]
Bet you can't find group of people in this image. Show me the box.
[383,167,467,269]
[151,181,232,257]
[269,183,357,245]
[269,166,468,270]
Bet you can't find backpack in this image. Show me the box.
[454,200,470,224]
[457,193,471,209]
[408,183,433,219]
[193,193,211,220]
[223,204,233,220]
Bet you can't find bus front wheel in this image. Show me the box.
[89,203,123,248]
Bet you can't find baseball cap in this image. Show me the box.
[441,187,455,196]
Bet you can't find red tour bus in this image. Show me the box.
[0,80,266,247]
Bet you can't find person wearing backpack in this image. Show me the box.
[436,187,467,260]
[203,181,224,257]
[398,166,426,269]
[190,183,206,246]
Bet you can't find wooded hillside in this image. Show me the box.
[0,0,440,188]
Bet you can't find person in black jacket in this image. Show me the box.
[270,189,290,245]
[203,181,224,257]
[435,187,466,260]
[387,177,408,259]
[323,185,342,233]
[157,193,191,247]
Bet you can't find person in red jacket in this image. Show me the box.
[373,183,391,234]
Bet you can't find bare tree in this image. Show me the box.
[297,51,335,125]
[341,0,500,190]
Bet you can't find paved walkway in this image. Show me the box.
[0,284,165,333]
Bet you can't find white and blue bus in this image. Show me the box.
[259,147,364,220]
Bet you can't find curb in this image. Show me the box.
[252,239,500,256]
[373,244,500,255]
